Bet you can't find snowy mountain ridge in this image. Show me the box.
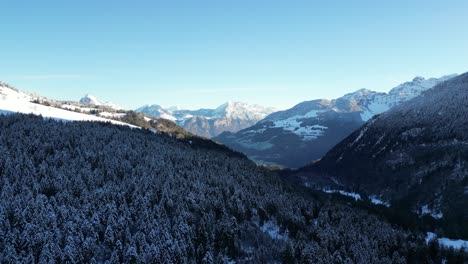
[357,74,457,120]
[0,83,132,126]
[137,101,277,138]
[214,101,277,120]
[136,104,177,121]
[79,94,121,110]
[214,74,457,167]
[308,72,468,239]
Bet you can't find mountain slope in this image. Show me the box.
[80,94,121,110]
[137,101,276,138]
[308,72,468,238]
[0,83,130,126]
[0,113,452,262]
[215,75,456,168]
[0,82,191,137]
[134,104,177,121]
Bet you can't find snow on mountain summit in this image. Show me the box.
[215,74,458,167]
[135,104,177,121]
[79,94,121,109]
[214,101,277,120]
[137,101,276,138]
[80,94,101,105]
[386,74,457,101]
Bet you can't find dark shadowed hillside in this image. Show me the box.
[0,114,461,263]
[304,72,468,240]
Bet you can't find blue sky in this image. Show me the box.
[1,0,467,110]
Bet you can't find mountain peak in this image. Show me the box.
[388,74,457,98]
[136,104,176,121]
[80,94,102,105]
[214,101,276,120]
[79,94,121,109]
[342,88,375,100]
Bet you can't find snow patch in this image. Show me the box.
[421,205,443,219]
[271,112,328,140]
[323,189,361,201]
[80,94,121,109]
[426,232,468,252]
[0,85,134,127]
[369,196,391,207]
[360,100,391,121]
[99,112,127,118]
[260,221,288,241]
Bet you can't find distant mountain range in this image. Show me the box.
[136,101,276,138]
[2,75,459,169]
[214,74,457,168]
[299,72,468,239]
[0,83,190,137]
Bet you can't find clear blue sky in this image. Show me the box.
[1,0,467,110]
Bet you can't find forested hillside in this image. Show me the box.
[0,114,464,263]
[306,72,468,240]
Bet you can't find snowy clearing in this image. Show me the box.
[260,221,288,241]
[426,232,468,252]
[0,85,134,127]
[421,205,444,219]
[323,189,362,201]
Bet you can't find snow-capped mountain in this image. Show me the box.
[137,101,276,138]
[305,72,468,238]
[356,75,457,120]
[0,83,129,126]
[136,104,177,121]
[0,82,192,137]
[214,74,457,168]
[213,101,276,121]
[80,94,121,110]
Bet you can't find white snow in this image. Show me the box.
[421,205,443,219]
[322,189,390,206]
[303,110,321,118]
[260,221,288,241]
[99,112,127,118]
[351,126,368,146]
[360,99,391,121]
[80,94,121,110]
[243,128,267,134]
[270,112,328,140]
[214,101,277,121]
[60,104,94,113]
[273,117,302,130]
[0,85,134,127]
[356,75,456,121]
[369,196,391,207]
[426,232,468,252]
[160,113,177,121]
[61,104,77,111]
[351,119,376,146]
[294,125,328,140]
[137,101,276,125]
[323,189,361,201]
